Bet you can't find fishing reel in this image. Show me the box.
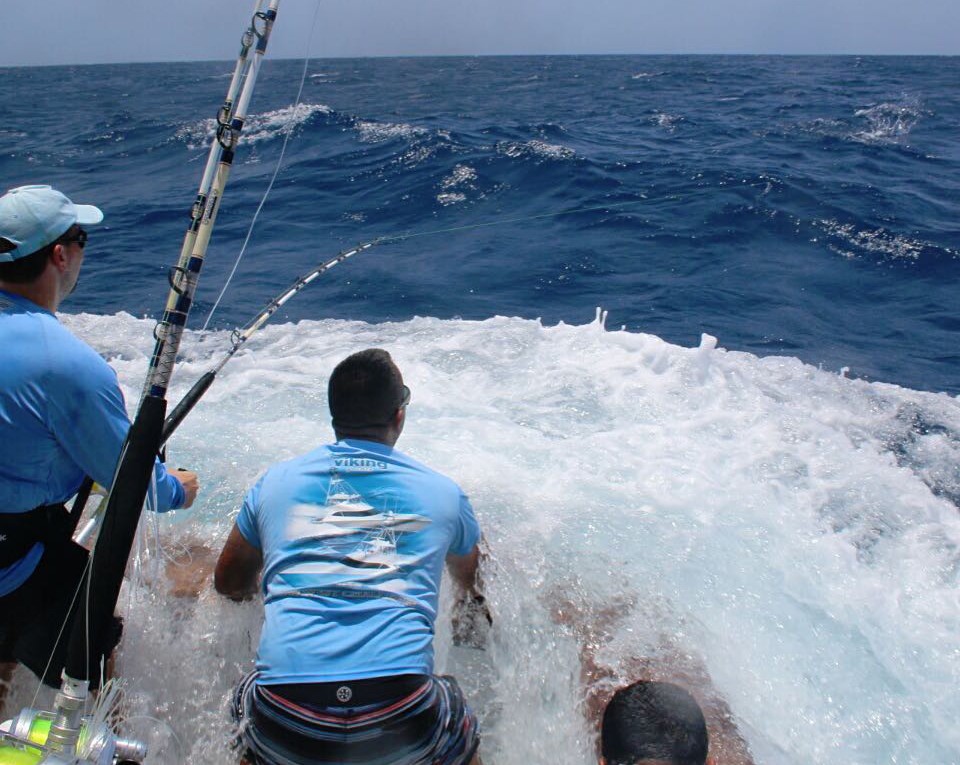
[0,709,146,765]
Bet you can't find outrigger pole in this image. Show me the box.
[0,3,281,763]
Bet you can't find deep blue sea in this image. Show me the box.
[3,55,960,764]
[1,55,958,394]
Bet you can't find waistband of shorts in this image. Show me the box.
[263,673,430,711]
[260,676,432,726]
[233,670,480,765]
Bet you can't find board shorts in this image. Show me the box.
[232,670,480,765]
[0,537,122,688]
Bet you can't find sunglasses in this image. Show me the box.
[399,385,411,409]
[61,228,88,249]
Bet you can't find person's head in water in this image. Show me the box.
[328,348,410,445]
[600,681,709,765]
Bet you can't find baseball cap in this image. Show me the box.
[0,185,104,263]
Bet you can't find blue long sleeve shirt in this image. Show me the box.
[0,289,184,595]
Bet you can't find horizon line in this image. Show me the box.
[2,50,959,69]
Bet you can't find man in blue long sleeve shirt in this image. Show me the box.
[0,185,199,699]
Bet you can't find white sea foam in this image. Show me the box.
[850,100,922,145]
[175,103,331,150]
[813,219,955,262]
[383,144,430,169]
[499,139,575,161]
[355,120,429,144]
[653,112,682,131]
[5,312,959,763]
[435,164,478,205]
[441,164,478,189]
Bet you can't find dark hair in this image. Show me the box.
[0,225,77,284]
[601,682,709,765]
[328,348,405,432]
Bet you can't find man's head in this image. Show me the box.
[600,681,709,765]
[328,348,410,445]
[0,185,103,303]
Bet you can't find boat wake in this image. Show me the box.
[4,310,958,763]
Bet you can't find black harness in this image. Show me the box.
[0,503,71,569]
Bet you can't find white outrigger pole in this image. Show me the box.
[0,3,281,763]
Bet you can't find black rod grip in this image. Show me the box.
[64,395,166,685]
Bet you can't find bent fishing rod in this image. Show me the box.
[70,239,371,540]
[21,4,284,762]
[72,239,381,545]
[149,194,658,447]
[159,194,653,435]
[163,239,381,437]
[69,190,656,544]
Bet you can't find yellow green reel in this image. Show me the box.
[0,717,50,765]
[0,747,43,765]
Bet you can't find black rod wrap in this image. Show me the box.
[162,372,216,444]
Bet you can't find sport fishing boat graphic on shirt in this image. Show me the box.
[281,475,430,591]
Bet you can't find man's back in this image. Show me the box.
[217,348,484,765]
[239,438,480,685]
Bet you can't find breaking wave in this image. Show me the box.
[174,103,332,150]
[497,139,575,161]
[851,99,923,144]
[813,219,956,263]
[355,119,430,144]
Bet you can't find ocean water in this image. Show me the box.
[1,55,958,393]
[1,54,959,764]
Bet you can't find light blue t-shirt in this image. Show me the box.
[236,438,481,685]
[0,290,185,595]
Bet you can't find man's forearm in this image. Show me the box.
[446,546,481,592]
[214,566,259,601]
[215,524,263,601]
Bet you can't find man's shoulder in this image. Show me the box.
[260,445,336,482]
[1,305,109,376]
[44,319,113,378]
[389,448,464,494]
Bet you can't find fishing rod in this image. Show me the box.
[162,194,655,430]
[164,239,382,437]
[155,196,657,446]
[0,4,283,764]
[70,190,658,545]
[69,0,279,686]
[72,239,382,546]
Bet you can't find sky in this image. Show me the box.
[1,0,958,67]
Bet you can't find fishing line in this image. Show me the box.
[377,197,652,243]
[163,182,767,434]
[202,0,324,332]
[373,174,772,244]
[28,551,93,710]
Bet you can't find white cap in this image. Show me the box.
[0,185,103,262]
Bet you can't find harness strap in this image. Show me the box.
[0,503,70,568]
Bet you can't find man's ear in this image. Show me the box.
[49,243,68,272]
